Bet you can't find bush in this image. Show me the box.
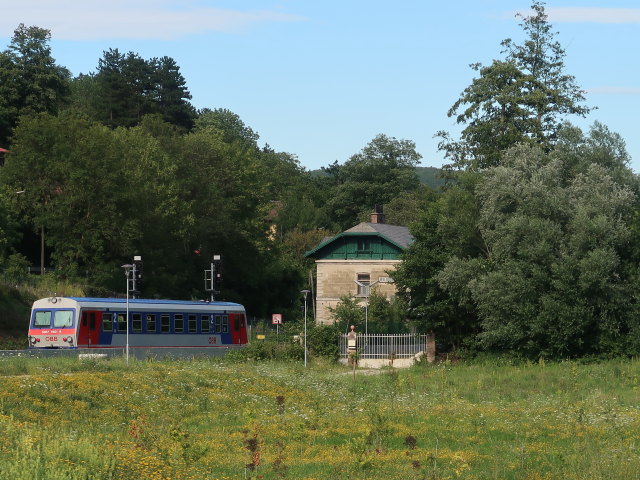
[226,339,304,362]
[307,324,340,360]
[2,253,30,285]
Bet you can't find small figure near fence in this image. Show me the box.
[347,325,357,366]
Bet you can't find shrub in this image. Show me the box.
[226,339,304,362]
[307,323,340,360]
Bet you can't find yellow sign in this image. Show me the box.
[256,334,266,340]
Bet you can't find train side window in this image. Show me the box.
[174,314,184,333]
[54,310,74,328]
[132,313,142,332]
[222,315,229,333]
[188,314,197,333]
[117,313,127,332]
[160,314,170,333]
[146,314,156,333]
[214,315,221,333]
[82,313,88,327]
[34,311,51,327]
[103,313,113,332]
[234,315,241,331]
[89,312,96,330]
[201,315,210,333]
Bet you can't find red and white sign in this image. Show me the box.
[272,314,282,325]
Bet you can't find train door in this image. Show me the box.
[230,313,248,344]
[77,310,102,347]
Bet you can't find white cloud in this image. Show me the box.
[586,86,640,95]
[0,0,306,40]
[518,7,640,24]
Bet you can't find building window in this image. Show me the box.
[356,238,371,252]
[356,273,370,297]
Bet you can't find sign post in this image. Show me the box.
[272,314,282,340]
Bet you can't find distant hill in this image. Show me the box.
[309,166,446,190]
[416,166,446,190]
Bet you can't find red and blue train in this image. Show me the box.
[27,296,248,353]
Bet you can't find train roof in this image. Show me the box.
[33,296,245,309]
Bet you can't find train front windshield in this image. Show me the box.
[31,309,75,328]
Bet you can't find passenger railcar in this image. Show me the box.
[27,296,248,350]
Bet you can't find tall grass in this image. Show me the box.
[0,356,638,479]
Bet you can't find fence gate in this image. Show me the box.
[340,333,427,359]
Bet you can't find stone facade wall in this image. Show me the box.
[314,259,401,324]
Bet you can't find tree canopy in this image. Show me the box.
[440,1,592,171]
[322,133,422,229]
[0,24,70,146]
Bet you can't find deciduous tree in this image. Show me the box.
[323,134,421,229]
[437,124,639,358]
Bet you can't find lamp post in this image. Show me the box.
[301,289,310,368]
[121,263,133,364]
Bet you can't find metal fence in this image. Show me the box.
[340,333,427,359]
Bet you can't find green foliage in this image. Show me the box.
[440,1,592,171]
[0,283,34,336]
[92,49,195,130]
[226,339,304,362]
[393,182,481,350]
[328,292,410,334]
[306,323,341,360]
[195,108,259,146]
[0,24,70,146]
[1,253,30,284]
[274,318,341,361]
[437,125,639,358]
[0,107,309,313]
[322,134,422,229]
[383,186,439,227]
[328,295,364,327]
[414,166,445,190]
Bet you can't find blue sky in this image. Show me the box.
[2,1,639,172]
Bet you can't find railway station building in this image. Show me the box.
[304,206,413,324]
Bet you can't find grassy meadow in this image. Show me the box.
[0,355,639,479]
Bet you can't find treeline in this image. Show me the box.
[392,2,640,359]
[0,25,427,321]
[1,2,639,359]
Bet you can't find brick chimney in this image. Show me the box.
[370,204,385,224]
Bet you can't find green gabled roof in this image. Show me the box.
[304,222,413,258]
